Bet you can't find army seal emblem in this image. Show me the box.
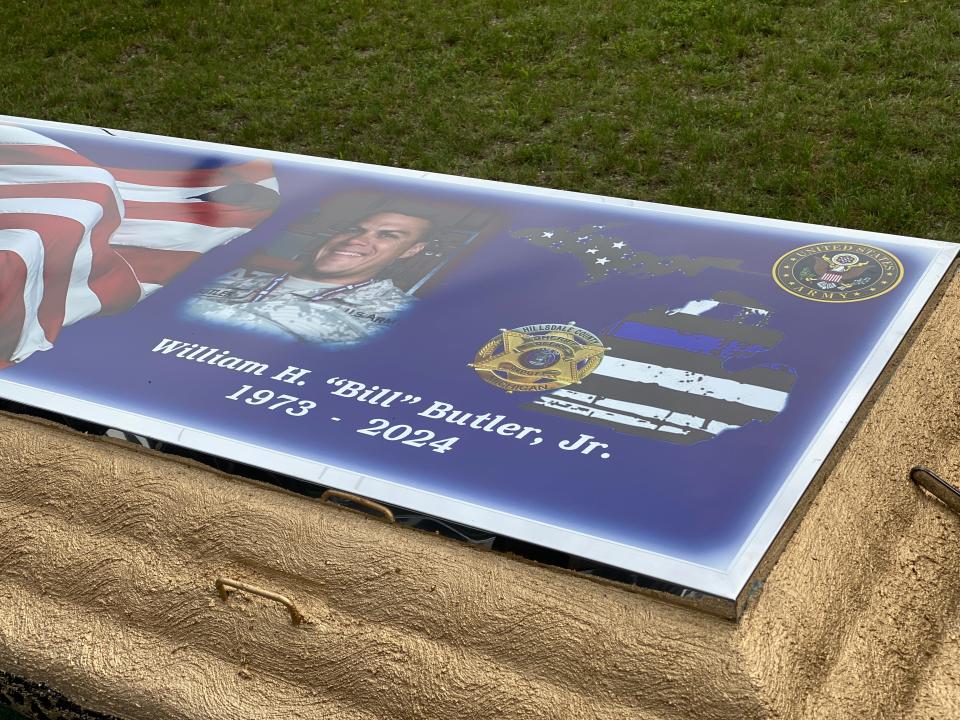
[470,323,606,393]
[773,242,903,303]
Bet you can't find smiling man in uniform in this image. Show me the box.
[184,210,432,345]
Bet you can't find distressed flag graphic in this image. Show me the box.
[525,292,797,444]
[0,124,279,366]
[512,224,751,284]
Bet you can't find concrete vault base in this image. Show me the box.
[1,273,959,720]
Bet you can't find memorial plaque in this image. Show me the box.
[0,116,955,614]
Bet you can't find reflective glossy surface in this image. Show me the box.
[0,116,955,606]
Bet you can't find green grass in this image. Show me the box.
[2,0,959,241]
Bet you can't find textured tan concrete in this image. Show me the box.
[0,272,958,720]
[908,609,960,720]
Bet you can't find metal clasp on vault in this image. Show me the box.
[320,489,396,524]
[215,577,305,626]
[910,466,960,516]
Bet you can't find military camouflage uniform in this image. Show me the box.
[183,268,413,345]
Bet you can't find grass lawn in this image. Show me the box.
[2,1,958,243]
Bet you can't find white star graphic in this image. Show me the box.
[541,231,554,238]
[595,257,609,265]
[585,248,598,254]
[611,241,625,249]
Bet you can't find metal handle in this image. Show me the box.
[910,466,960,516]
[320,489,395,523]
[215,577,304,626]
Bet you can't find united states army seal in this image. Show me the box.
[773,242,903,303]
[469,323,606,393]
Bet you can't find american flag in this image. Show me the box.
[0,124,279,367]
[525,294,796,445]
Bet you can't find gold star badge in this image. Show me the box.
[470,323,606,393]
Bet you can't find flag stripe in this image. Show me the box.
[536,395,661,432]
[0,214,79,338]
[531,396,720,445]
[551,387,739,435]
[0,164,124,211]
[666,299,721,316]
[0,184,120,218]
[595,354,788,412]
[604,337,797,392]
[611,320,767,357]
[116,177,279,203]
[0,145,99,168]
[0,249,28,362]
[0,229,50,362]
[0,191,132,321]
[117,181,225,203]
[112,246,201,286]
[566,370,780,427]
[122,199,274,229]
[0,125,69,148]
[110,218,251,253]
[106,159,275,187]
[615,310,782,349]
